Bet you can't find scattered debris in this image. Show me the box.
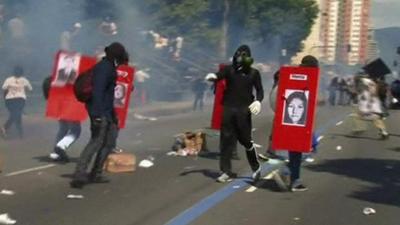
[0,190,15,196]
[233,185,241,189]
[385,165,394,170]
[139,159,154,168]
[67,194,84,199]
[336,121,343,126]
[336,145,342,151]
[363,207,376,215]
[166,151,178,156]
[293,217,301,221]
[133,113,158,121]
[251,128,257,132]
[0,213,16,224]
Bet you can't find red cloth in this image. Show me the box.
[271,66,320,152]
[211,64,226,130]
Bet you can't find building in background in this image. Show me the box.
[293,0,372,66]
[335,0,371,65]
[366,27,379,62]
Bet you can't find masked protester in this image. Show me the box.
[205,45,264,183]
[2,66,32,138]
[70,42,129,189]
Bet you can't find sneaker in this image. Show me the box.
[291,181,308,192]
[89,175,110,184]
[49,152,60,160]
[216,173,233,183]
[252,166,261,183]
[70,180,85,189]
[54,147,70,163]
[379,130,389,140]
[304,156,315,163]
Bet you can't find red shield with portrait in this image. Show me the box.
[46,51,95,122]
[46,50,135,128]
[271,66,319,152]
[114,65,135,128]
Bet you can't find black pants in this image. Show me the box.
[288,151,302,183]
[193,92,204,111]
[73,117,117,180]
[4,98,25,137]
[220,106,259,174]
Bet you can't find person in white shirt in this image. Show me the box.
[2,66,32,138]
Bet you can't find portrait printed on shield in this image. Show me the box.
[52,53,81,87]
[282,89,309,127]
[114,82,128,108]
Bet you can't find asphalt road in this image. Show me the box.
[0,104,399,225]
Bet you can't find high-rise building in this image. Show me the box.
[293,0,372,65]
[335,0,371,65]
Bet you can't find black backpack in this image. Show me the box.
[73,69,94,103]
[42,76,52,100]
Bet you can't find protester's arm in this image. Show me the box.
[253,70,264,102]
[2,78,9,90]
[24,78,33,91]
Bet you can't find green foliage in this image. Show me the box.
[135,0,319,58]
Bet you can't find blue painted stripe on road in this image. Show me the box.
[165,113,347,225]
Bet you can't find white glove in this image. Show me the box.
[249,100,261,115]
[205,73,217,81]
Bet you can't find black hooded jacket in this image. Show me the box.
[216,45,264,108]
[86,42,127,120]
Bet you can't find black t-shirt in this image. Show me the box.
[216,65,264,108]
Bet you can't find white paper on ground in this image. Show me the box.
[363,207,376,215]
[336,145,342,151]
[0,190,15,195]
[67,194,84,199]
[0,214,16,224]
[139,160,154,168]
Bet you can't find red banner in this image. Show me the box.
[46,50,135,128]
[211,64,226,130]
[271,66,320,152]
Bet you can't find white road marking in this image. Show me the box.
[245,172,275,193]
[5,164,56,177]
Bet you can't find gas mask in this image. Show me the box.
[233,45,253,72]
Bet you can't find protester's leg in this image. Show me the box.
[219,107,236,175]
[4,99,16,132]
[373,117,389,138]
[199,93,204,111]
[350,113,367,132]
[14,98,25,138]
[89,122,117,180]
[55,122,82,158]
[55,120,69,144]
[71,118,108,186]
[288,151,302,183]
[193,95,199,111]
[236,109,260,172]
